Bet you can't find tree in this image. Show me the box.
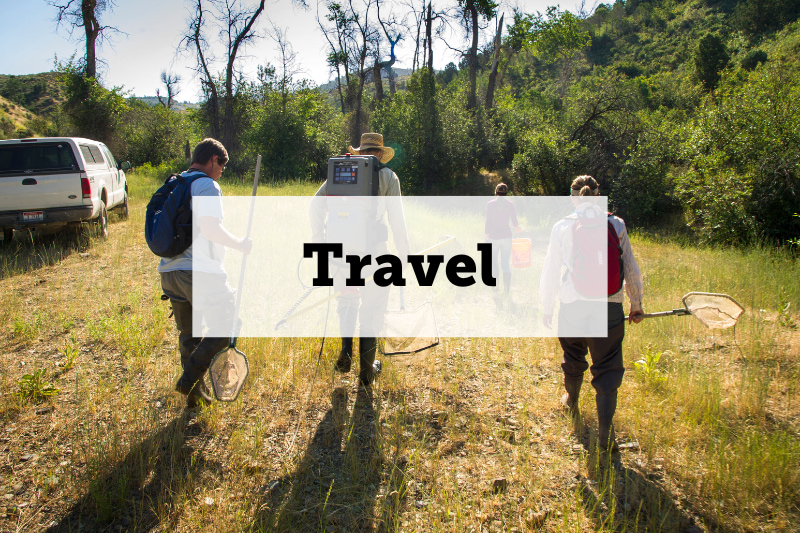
[50,0,119,78]
[374,0,403,100]
[182,0,281,156]
[249,68,343,181]
[694,34,729,92]
[157,71,181,110]
[484,12,503,110]
[456,0,497,109]
[269,24,300,114]
[509,7,591,96]
[56,58,127,149]
[120,99,187,166]
[437,62,459,85]
[318,0,381,144]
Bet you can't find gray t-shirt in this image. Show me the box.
[158,171,226,275]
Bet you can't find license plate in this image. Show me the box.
[23,211,44,222]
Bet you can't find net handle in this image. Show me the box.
[229,154,261,345]
[625,309,690,320]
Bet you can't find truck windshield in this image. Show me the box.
[0,143,79,174]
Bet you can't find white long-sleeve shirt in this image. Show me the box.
[539,202,643,316]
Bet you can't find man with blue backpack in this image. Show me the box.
[540,175,644,452]
[147,138,252,408]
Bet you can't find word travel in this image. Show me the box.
[303,243,496,288]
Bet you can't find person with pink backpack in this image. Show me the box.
[540,175,644,451]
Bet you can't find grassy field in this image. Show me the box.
[0,166,798,532]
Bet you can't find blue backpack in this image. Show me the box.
[144,170,207,258]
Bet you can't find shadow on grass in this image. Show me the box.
[46,412,222,532]
[0,228,92,279]
[577,438,716,533]
[252,385,404,532]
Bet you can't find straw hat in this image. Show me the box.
[348,133,395,164]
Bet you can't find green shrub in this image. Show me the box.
[247,83,343,182]
[119,99,188,166]
[741,49,768,71]
[512,128,584,195]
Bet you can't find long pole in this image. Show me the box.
[230,155,261,343]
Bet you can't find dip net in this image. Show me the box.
[382,302,439,356]
[209,346,249,402]
[682,292,745,329]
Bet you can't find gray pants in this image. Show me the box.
[558,302,625,395]
[160,270,235,372]
[487,237,512,278]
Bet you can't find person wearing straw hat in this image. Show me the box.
[158,138,253,408]
[539,175,644,451]
[312,133,410,387]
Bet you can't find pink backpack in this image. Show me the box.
[570,211,624,298]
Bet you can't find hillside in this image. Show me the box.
[0,72,63,117]
[0,95,44,139]
[496,0,800,98]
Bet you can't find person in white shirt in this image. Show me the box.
[540,175,644,451]
[160,138,252,408]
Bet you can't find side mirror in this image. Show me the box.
[119,161,131,171]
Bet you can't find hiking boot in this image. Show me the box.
[596,392,619,452]
[176,371,213,408]
[561,377,582,416]
[335,338,353,373]
[359,360,382,387]
[358,337,380,386]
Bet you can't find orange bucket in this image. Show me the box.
[511,238,531,268]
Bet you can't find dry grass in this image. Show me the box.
[0,168,798,532]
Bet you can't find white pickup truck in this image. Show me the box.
[0,137,130,244]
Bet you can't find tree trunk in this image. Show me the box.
[192,0,220,139]
[426,3,433,70]
[413,13,422,72]
[467,0,478,109]
[82,0,99,78]
[373,60,384,102]
[335,65,346,114]
[221,0,266,151]
[485,13,504,110]
[388,66,397,95]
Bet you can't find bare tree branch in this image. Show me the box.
[158,70,181,109]
[49,0,122,77]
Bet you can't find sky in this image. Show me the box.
[0,0,581,101]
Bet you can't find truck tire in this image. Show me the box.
[118,190,129,220]
[94,200,108,239]
[1,228,12,246]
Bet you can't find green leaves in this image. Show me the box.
[18,369,60,404]
[634,345,668,389]
[679,54,800,244]
[506,7,591,63]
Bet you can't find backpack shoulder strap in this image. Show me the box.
[372,164,380,197]
[176,170,212,193]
